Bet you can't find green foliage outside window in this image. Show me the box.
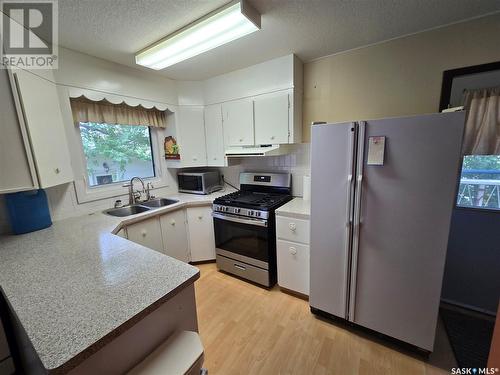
[79,122,154,183]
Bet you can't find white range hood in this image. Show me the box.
[225,144,295,157]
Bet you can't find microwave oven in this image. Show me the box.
[177,171,222,195]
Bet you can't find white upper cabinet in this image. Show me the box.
[174,106,207,168]
[204,104,225,166]
[222,99,254,147]
[254,92,290,145]
[0,68,38,194]
[13,69,73,188]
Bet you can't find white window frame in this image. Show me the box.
[72,123,169,204]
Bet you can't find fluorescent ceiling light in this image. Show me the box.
[135,0,261,70]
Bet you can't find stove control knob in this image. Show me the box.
[234,208,241,214]
[248,210,254,216]
[224,207,229,212]
[255,212,261,217]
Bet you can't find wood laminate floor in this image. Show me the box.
[194,263,455,375]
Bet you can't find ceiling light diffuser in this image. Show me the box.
[135,0,261,70]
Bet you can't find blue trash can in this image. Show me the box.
[5,189,52,234]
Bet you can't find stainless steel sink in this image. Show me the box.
[105,205,151,217]
[141,198,179,208]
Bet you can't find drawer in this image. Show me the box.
[276,216,310,244]
[277,240,309,295]
[216,255,269,287]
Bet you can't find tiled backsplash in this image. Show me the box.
[220,143,311,196]
[0,143,311,233]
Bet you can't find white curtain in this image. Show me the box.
[461,87,500,155]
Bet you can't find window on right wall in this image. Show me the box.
[457,155,500,210]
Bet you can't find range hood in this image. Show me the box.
[225,144,295,157]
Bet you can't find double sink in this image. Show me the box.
[105,198,179,217]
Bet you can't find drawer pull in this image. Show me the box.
[289,223,297,232]
[170,220,176,226]
[198,215,203,220]
[289,246,297,255]
[141,230,147,237]
[234,264,246,271]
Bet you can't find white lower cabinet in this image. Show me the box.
[186,206,216,262]
[126,216,164,254]
[276,214,310,296]
[123,206,216,263]
[160,210,190,262]
[276,240,310,295]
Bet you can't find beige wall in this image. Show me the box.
[302,13,500,142]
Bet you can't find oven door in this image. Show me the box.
[213,212,269,268]
[178,174,203,194]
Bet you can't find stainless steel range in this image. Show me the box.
[212,172,293,287]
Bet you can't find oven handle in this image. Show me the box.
[212,212,268,227]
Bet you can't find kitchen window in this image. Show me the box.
[457,155,500,211]
[78,122,155,187]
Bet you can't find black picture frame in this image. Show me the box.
[438,60,500,111]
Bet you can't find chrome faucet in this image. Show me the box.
[126,177,146,205]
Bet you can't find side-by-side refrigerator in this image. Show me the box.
[309,112,465,351]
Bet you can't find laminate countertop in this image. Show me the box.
[275,197,311,220]
[0,189,232,374]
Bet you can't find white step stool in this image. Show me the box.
[128,331,206,375]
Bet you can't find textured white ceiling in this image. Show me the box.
[58,0,500,80]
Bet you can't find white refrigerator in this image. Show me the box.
[309,112,465,351]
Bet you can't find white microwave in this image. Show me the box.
[177,171,222,195]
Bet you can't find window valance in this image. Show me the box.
[70,95,167,128]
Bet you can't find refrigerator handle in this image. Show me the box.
[343,123,357,319]
[349,121,366,321]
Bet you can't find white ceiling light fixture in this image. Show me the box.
[135,0,261,70]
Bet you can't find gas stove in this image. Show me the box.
[212,172,293,287]
[213,191,292,220]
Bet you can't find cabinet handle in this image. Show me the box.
[239,138,243,142]
[270,136,275,140]
[193,157,198,161]
[289,246,297,255]
[198,215,203,220]
[289,223,297,232]
[213,157,217,160]
[170,220,176,226]
[54,168,60,174]
[141,230,147,237]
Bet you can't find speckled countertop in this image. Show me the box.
[275,197,311,220]
[0,189,232,373]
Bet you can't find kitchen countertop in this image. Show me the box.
[0,189,232,373]
[275,197,310,219]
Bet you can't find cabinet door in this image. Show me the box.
[126,216,164,253]
[204,104,225,166]
[277,239,310,295]
[187,206,215,262]
[222,99,254,146]
[160,210,189,262]
[0,68,38,193]
[254,92,289,145]
[13,69,73,188]
[176,107,207,167]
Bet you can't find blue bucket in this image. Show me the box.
[5,189,52,234]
